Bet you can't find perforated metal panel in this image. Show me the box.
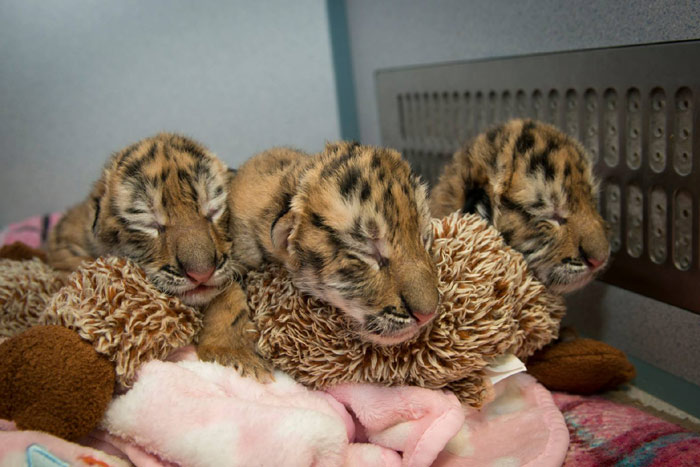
[376,40,700,313]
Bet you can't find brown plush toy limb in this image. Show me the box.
[0,325,114,441]
[526,329,636,394]
[0,241,47,263]
[0,255,203,440]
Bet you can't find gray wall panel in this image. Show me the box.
[345,0,700,146]
[565,282,700,387]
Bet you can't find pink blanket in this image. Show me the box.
[0,420,130,467]
[0,346,568,467]
[0,213,62,249]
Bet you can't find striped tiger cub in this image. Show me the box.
[197,141,440,364]
[430,119,610,294]
[47,133,272,380]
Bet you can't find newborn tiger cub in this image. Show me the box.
[198,141,440,363]
[46,133,272,379]
[430,119,610,294]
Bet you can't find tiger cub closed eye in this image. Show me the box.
[197,141,440,364]
[46,133,273,380]
[430,119,610,294]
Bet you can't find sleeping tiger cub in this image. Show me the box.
[46,132,239,305]
[430,119,610,294]
[46,133,273,379]
[198,141,440,363]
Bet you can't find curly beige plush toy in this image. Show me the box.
[250,212,565,406]
[0,255,202,440]
[0,256,202,388]
[0,211,564,433]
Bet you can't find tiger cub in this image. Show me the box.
[46,133,273,379]
[198,141,440,362]
[430,119,610,294]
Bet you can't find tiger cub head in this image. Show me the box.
[430,119,610,294]
[272,142,440,345]
[92,133,240,307]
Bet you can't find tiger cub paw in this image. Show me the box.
[196,324,275,383]
[197,342,275,383]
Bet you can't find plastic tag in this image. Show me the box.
[484,354,527,385]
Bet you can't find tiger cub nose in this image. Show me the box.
[579,246,608,270]
[585,256,606,270]
[401,295,437,326]
[411,311,435,326]
[185,267,215,284]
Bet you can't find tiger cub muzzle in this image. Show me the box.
[538,207,610,294]
[360,255,439,345]
[149,217,236,307]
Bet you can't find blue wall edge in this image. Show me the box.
[326,0,360,142]
[629,356,700,419]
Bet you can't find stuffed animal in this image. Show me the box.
[250,212,565,406]
[0,213,631,440]
[0,253,202,440]
[526,328,636,394]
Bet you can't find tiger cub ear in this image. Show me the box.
[460,160,494,224]
[462,182,493,224]
[89,177,108,234]
[270,210,296,262]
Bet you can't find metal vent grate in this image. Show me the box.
[376,40,700,313]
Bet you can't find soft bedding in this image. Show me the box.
[0,213,61,250]
[555,392,700,466]
[1,346,569,467]
[4,383,700,466]
[2,214,699,466]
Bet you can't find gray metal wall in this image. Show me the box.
[346,0,700,146]
[0,0,340,225]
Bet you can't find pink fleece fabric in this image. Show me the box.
[327,384,464,467]
[0,420,130,467]
[0,213,62,248]
[434,373,569,467]
[0,347,569,467]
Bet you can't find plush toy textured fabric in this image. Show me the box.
[42,256,202,387]
[251,213,566,406]
[0,256,202,388]
[0,257,64,338]
[0,213,564,410]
